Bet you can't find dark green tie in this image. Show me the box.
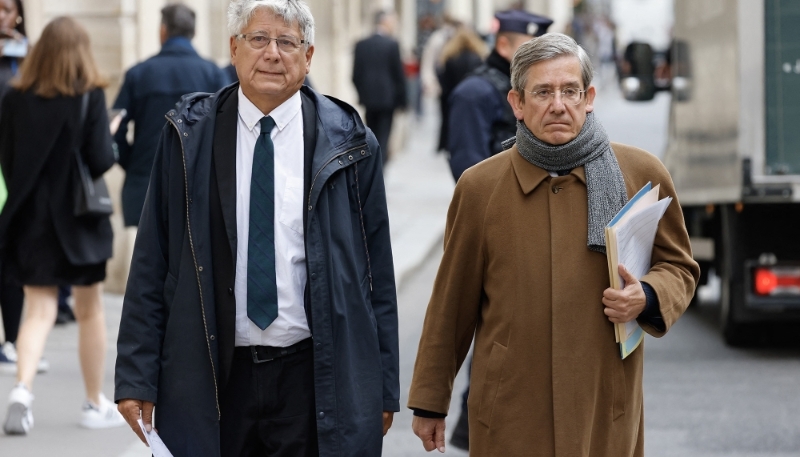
[247,116,278,330]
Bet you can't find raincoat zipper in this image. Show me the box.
[167,116,221,420]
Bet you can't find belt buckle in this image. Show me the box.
[250,346,274,364]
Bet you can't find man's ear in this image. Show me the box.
[230,35,238,66]
[585,85,596,113]
[496,34,512,61]
[304,45,315,74]
[507,89,525,120]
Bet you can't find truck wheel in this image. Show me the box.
[719,205,750,346]
[720,270,748,346]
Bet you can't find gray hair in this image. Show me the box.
[227,0,315,47]
[510,33,594,100]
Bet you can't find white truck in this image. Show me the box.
[622,0,800,345]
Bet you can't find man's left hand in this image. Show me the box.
[383,411,394,435]
[602,264,646,323]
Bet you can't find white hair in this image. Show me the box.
[227,0,315,47]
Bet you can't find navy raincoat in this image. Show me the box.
[115,84,399,456]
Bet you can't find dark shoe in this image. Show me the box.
[450,409,469,451]
[55,306,76,325]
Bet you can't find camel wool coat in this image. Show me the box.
[408,142,699,457]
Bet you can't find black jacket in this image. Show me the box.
[447,50,517,181]
[0,88,115,264]
[115,84,399,456]
[352,33,407,111]
[113,37,227,226]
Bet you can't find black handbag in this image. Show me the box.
[73,93,113,217]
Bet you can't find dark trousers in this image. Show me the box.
[365,108,394,166]
[220,339,318,457]
[0,259,24,343]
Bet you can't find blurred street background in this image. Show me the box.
[2,0,800,455]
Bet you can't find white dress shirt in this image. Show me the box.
[234,87,310,347]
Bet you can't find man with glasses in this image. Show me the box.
[409,33,698,456]
[114,1,399,456]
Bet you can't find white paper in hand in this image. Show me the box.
[137,418,174,457]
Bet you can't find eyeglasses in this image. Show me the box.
[235,31,305,52]
[525,88,586,105]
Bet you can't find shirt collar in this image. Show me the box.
[237,87,302,133]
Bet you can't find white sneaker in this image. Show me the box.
[0,342,49,375]
[79,394,125,429]
[4,383,34,435]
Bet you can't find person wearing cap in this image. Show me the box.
[445,9,553,181]
[409,33,697,455]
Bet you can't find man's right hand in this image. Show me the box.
[118,398,155,445]
[412,416,446,453]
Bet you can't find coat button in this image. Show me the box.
[183,132,188,137]
[198,266,203,272]
[311,273,317,280]
[361,150,366,155]
[348,155,353,160]
[318,411,325,419]
[177,119,182,123]
[552,186,562,194]
[308,205,312,211]
[338,159,343,165]
[228,287,233,295]
[209,335,215,341]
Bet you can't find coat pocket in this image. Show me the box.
[477,341,508,428]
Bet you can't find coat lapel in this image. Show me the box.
[213,89,239,264]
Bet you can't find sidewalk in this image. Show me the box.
[0,98,455,456]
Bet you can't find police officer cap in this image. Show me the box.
[495,10,553,37]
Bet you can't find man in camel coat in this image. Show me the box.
[408,33,699,456]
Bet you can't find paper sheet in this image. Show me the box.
[137,418,174,457]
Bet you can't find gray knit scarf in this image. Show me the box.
[508,112,627,254]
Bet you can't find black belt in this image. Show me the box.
[234,338,313,364]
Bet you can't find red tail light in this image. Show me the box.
[754,267,800,296]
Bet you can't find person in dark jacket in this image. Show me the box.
[436,25,487,152]
[112,3,227,227]
[352,10,406,165]
[0,0,28,374]
[447,9,553,181]
[0,16,123,436]
[114,1,399,456]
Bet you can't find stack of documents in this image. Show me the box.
[605,182,672,359]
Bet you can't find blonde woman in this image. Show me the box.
[0,16,123,435]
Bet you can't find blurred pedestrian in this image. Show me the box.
[0,16,124,435]
[352,10,406,165]
[114,1,399,455]
[447,10,553,181]
[436,25,487,152]
[112,3,227,227]
[419,15,459,100]
[409,33,699,456]
[0,0,27,375]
